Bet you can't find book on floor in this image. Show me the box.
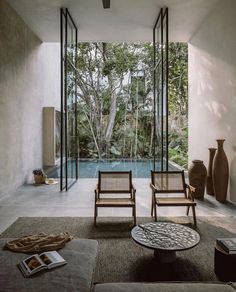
[18,251,67,277]
[216,238,236,254]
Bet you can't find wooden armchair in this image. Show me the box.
[150,170,197,226]
[94,171,136,226]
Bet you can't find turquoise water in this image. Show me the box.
[47,159,178,178]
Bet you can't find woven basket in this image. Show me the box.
[34,174,46,184]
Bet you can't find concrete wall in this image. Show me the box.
[188,0,236,203]
[0,0,60,196]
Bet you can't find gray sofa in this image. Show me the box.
[0,238,98,292]
[1,237,236,292]
[94,282,236,292]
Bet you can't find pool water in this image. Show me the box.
[46,159,178,178]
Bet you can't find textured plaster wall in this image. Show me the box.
[0,0,60,196]
[188,0,236,203]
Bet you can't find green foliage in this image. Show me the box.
[169,127,188,168]
[76,42,188,168]
[168,43,188,117]
[168,43,188,168]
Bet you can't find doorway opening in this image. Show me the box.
[57,7,188,184]
[76,41,188,178]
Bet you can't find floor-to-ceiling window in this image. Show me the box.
[153,8,169,171]
[60,8,78,190]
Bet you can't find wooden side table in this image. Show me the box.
[215,244,236,281]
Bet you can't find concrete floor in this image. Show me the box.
[0,178,236,233]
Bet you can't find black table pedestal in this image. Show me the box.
[154,249,176,263]
[215,245,236,281]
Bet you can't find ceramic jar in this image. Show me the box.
[188,160,207,199]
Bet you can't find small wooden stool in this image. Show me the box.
[215,244,236,281]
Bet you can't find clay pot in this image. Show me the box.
[188,160,207,199]
[206,148,217,196]
[213,139,229,203]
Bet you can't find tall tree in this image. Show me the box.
[75,42,188,167]
[76,42,138,158]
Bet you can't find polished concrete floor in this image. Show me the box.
[0,178,236,233]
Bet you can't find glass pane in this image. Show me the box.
[66,13,77,188]
[60,9,78,190]
[61,10,66,190]
[153,8,169,171]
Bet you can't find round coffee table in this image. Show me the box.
[131,222,200,263]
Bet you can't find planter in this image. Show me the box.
[188,160,207,199]
[213,139,229,203]
[34,174,46,184]
[206,148,217,196]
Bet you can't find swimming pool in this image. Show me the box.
[46,159,179,178]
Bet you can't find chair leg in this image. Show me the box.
[154,204,157,222]
[94,205,97,227]
[151,195,153,217]
[133,205,136,226]
[192,206,197,227]
[186,206,190,216]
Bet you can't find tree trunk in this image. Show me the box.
[149,123,154,157]
[105,82,117,143]
[103,43,118,145]
[123,102,127,157]
[81,103,101,158]
[134,80,139,158]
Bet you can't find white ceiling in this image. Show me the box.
[7,0,219,42]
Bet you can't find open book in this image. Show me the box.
[18,251,67,277]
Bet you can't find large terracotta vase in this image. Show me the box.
[213,139,229,203]
[206,148,217,196]
[188,160,207,199]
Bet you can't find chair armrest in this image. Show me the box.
[94,184,99,200]
[150,183,158,192]
[186,184,196,200]
[186,184,196,193]
[95,184,99,192]
[131,185,136,201]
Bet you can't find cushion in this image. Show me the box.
[94,282,235,292]
[0,238,98,292]
[231,283,236,291]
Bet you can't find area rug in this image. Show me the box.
[1,216,236,283]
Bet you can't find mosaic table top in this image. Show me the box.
[131,222,200,251]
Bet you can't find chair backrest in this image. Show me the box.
[151,170,186,193]
[98,171,132,193]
